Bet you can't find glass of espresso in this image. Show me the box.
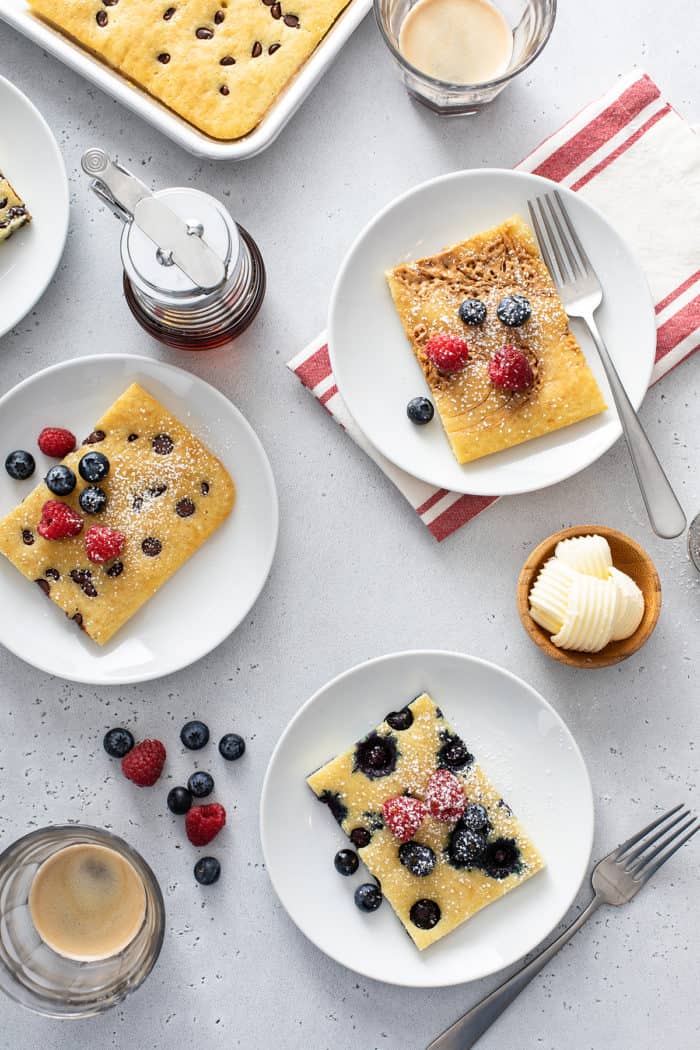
[0,825,165,1018]
[374,0,556,115]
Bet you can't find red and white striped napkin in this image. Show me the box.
[287,71,700,540]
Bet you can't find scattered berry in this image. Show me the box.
[382,796,427,843]
[461,803,491,832]
[488,345,534,392]
[354,883,383,912]
[185,803,226,846]
[406,396,434,425]
[354,733,398,779]
[79,486,107,514]
[409,898,441,930]
[85,525,126,564]
[38,427,76,458]
[334,848,359,876]
[103,727,134,758]
[194,856,221,885]
[181,720,209,750]
[188,771,214,798]
[350,827,371,848]
[78,451,110,483]
[45,464,76,496]
[458,298,487,326]
[385,708,413,731]
[37,500,83,540]
[5,450,35,480]
[399,841,436,877]
[482,837,521,879]
[425,333,470,373]
[496,294,532,327]
[121,739,166,787]
[218,732,245,761]
[448,826,486,868]
[438,733,473,772]
[425,769,466,823]
[167,785,193,815]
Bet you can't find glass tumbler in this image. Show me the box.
[0,825,165,1018]
[374,0,557,115]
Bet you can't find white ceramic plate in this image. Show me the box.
[0,0,371,160]
[0,354,278,684]
[328,169,656,496]
[260,650,593,987]
[0,75,69,339]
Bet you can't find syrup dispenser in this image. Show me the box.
[81,148,265,350]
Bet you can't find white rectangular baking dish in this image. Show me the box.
[0,0,371,159]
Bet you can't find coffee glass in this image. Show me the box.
[374,0,557,115]
[0,825,165,1018]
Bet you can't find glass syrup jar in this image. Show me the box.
[81,148,265,350]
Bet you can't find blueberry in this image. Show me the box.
[79,486,107,514]
[318,790,348,825]
[103,727,134,758]
[438,732,473,772]
[5,450,35,480]
[496,294,532,327]
[354,883,383,912]
[461,804,491,833]
[167,785,192,814]
[350,827,371,848]
[386,707,414,731]
[353,732,398,780]
[218,732,245,761]
[399,842,436,877]
[194,856,221,885]
[78,451,110,483]
[188,771,214,798]
[45,464,76,496]
[448,826,486,869]
[180,720,210,750]
[409,899,441,930]
[334,849,359,876]
[458,298,487,326]
[406,396,434,425]
[481,837,521,879]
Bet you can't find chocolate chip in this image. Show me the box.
[0,198,8,210]
[158,52,171,63]
[36,578,50,596]
[268,43,281,53]
[45,568,60,581]
[106,560,124,577]
[72,612,83,627]
[83,429,106,444]
[262,0,273,5]
[201,481,210,495]
[142,537,162,557]
[147,484,167,498]
[252,40,263,56]
[7,206,26,219]
[214,9,225,22]
[152,433,174,454]
[132,496,144,512]
[219,85,230,95]
[96,10,108,25]
[22,528,34,545]
[283,12,299,25]
[163,5,176,18]
[270,3,281,17]
[70,569,98,598]
[220,55,235,65]
[0,221,9,230]
[196,26,214,38]
[127,433,139,442]
[350,827,371,848]
[103,0,119,5]
[176,498,195,517]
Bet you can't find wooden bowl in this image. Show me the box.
[517,525,661,669]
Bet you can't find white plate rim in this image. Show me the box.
[0,353,279,685]
[260,648,594,987]
[327,167,656,496]
[0,74,69,339]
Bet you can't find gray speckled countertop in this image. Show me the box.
[0,2,698,1047]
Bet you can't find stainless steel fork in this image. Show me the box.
[427,804,698,1050]
[527,190,686,539]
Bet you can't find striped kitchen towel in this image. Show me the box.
[287,70,700,541]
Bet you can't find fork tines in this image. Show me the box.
[614,803,699,884]
[527,190,593,287]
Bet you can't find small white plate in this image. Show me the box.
[260,650,593,988]
[0,354,278,684]
[328,169,656,496]
[0,75,69,339]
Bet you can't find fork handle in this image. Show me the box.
[582,312,686,539]
[426,897,602,1050]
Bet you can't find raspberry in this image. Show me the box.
[85,525,126,564]
[488,345,534,392]
[425,334,470,373]
[382,795,427,843]
[186,803,227,846]
[425,769,466,823]
[38,427,76,458]
[37,499,83,540]
[121,739,166,787]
